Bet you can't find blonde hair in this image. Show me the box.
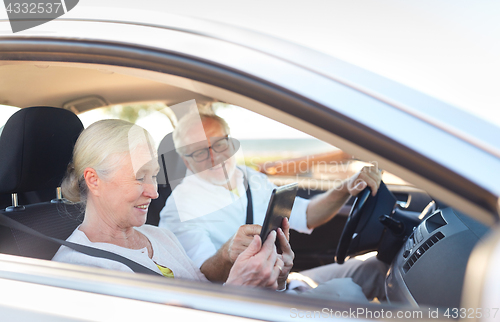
[173,111,230,154]
[61,119,154,203]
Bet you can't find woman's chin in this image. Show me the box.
[134,217,148,227]
[132,208,149,226]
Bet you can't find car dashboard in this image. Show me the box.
[387,206,490,308]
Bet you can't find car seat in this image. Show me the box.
[0,106,84,259]
[146,132,187,226]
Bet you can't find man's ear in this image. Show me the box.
[83,167,101,196]
[181,157,192,172]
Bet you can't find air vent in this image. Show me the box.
[403,232,444,273]
[425,211,447,233]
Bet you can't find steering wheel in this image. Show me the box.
[334,188,372,264]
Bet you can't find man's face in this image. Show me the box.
[181,118,237,186]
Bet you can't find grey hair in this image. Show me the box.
[172,111,230,154]
[61,119,154,203]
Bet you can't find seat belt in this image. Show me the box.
[243,172,253,225]
[0,213,161,276]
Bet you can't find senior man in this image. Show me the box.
[159,111,387,300]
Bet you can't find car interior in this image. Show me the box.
[0,60,494,311]
[0,107,84,259]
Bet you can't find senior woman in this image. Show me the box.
[52,119,293,289]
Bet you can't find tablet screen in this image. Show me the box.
[259,182,298,244]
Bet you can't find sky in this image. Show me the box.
[0,105,20,128]
[216,105,313,140]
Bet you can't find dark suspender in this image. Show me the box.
[0,213,160,276]
[243,173,253,225]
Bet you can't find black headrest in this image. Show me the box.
[0,107,83,193]
[157,132,187,188]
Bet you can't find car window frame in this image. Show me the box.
[0,32,496,223]
[0,21,498,318]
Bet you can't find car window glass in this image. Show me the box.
[77,102,175,149]
[0,104,21,130]
[214,104,407,193]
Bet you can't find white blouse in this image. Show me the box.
[52,224,208,282]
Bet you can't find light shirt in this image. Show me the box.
[52,225,208,282]
[159,166,312,268]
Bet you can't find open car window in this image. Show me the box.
[0,104,20,129]
[77,102,176,150]
[214,104,408,193]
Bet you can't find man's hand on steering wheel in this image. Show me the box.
[335,166,383,264]
[347,165,382,197]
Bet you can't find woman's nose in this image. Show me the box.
[144,182,159,199]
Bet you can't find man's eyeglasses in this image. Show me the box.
[184,136,231,162]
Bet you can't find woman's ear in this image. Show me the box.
[83,167,100,196]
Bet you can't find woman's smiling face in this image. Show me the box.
[93,144,160,229]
